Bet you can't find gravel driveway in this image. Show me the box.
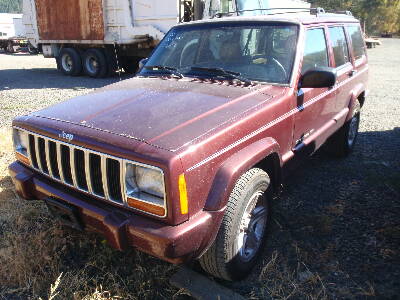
[0,52,131,127]
[0,39,399,299]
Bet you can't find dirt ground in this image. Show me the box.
[0,39,399,299]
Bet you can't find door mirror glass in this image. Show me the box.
[300,67,337,88]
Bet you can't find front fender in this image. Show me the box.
[204,137,281,211]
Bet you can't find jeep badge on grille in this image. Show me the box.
[59,131,74,141]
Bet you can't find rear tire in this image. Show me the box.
[199,168,271,281]
[324,101,361,157]
[59,48,82,76]
[83,48,108,78]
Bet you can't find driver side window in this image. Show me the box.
[302,28,329,74]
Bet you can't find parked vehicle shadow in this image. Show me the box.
[0,67,132,91]
[0,68,132,91]
[0,48,32,55]
[233,127,400,298]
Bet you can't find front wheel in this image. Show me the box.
[199,168,271,281]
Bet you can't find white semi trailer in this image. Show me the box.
[22,0,310,77]
[0,13,28,53]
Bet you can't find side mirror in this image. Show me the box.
[299,67,337,89]
[138,58,149,71]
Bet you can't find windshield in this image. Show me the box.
[139,22,299,84]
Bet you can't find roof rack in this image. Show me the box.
[326,10,353,16]
[213,7,326,18]
[214,7,354,18]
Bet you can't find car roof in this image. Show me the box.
[176,12,359,28]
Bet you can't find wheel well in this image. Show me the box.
[254,152,282,192]
[358,91,366,108]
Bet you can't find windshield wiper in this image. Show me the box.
[190,67,253,85]
[144,65,183,78]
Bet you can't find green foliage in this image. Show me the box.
[0,0,22,13]
[310,0,400,34]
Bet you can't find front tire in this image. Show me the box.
[59,48,82,76]
[199,168,271,281]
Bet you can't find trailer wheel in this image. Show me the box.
[83,48,108,78]
[59,48,82,76]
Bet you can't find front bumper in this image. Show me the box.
[9,161,224,263]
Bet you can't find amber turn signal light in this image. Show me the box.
[16,152,30,166]
[178,173,188,215]
[127,197,166,217]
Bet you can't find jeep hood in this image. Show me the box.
[30,77,278,152]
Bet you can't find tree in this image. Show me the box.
[0,0,22,13]
[310,0,400,34]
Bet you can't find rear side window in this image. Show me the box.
[328,27,350,67]
[302,28,329,74]
[347,25,366,59]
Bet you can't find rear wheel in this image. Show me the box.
[325,101,361,157]
[83,48,108,78]
[59,48,82,76]
[199,168,271,281]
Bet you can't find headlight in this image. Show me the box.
[125,162,166,217]
[13,128,29,157]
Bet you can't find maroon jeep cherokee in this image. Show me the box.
[10,11,368,280]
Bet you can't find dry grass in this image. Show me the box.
[254,245,328,300]
[0,127,178,299]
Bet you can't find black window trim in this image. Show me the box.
[300,26,331,75]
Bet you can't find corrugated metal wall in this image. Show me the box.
[35,0,104,40]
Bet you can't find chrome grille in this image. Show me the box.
[89,153,104,197]
[25,131,125,205]
[48,141,60,179]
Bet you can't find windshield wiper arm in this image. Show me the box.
[190,67,253,85]
[144,65,184,78]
